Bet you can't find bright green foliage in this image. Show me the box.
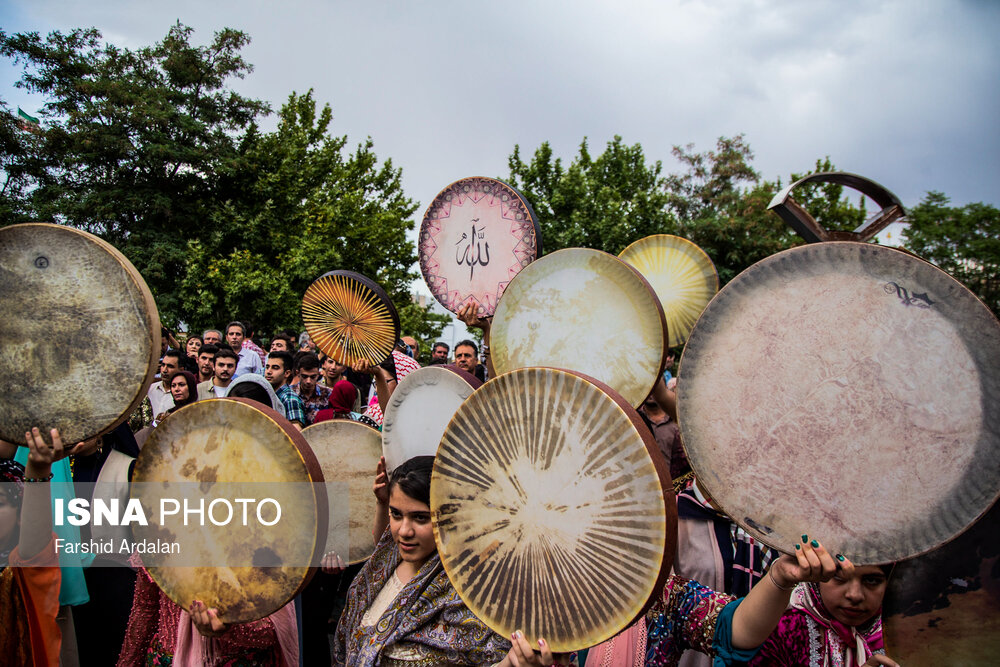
[177,90,439,340]
[506,136,678,255]
[783,158,868,233]
[0,24,270,322]
[904,192,1000,316]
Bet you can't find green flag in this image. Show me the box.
[16,107,40,131]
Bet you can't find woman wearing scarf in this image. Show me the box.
[312,379,377,427]
[749,565,894,667]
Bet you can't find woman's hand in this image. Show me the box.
[501,630,569,666]
[373,456,389,505]
[25,427,63,476]
[768,535,842,590]
[190,600,228,637]
[65,436,101,458]
[321,551,346,575]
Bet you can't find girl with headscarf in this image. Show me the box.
[224,373,286,418]
[312,380,374,427]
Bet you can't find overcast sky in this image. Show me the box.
[2,1,997,327]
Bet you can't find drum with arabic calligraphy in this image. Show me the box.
[419,177,541,317]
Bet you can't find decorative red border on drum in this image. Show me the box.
[418,177,541,316]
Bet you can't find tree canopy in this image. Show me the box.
[1,24,448,341]
[903,192,1000,316]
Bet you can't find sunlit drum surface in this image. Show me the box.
[132,398,326,623]
[381,365,480,473]
[431,367,674,652]
[0,223,160,443]
[490,248,666,408]
[301,270,400,366]
[302,419,382,564]
[679,242,1000,564]
[419,177,541,317]
[619,234,718,348]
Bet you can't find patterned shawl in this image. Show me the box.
[333,528,510,666]
[752,582,883,667]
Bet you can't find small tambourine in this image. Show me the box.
[301,270,400,366]
[0,223,160,444]
[619,235,718,348]
[419,177,541,317]
[432,367,675,653]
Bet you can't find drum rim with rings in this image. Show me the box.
[677,240,1000,564]
[0,222,161,444]
[301,269,400,367]
[418,176,542,318]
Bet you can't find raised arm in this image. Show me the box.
[352,360,394,414]
[731,536,839,649]
[19,427,62,559]
[372,456,390,541]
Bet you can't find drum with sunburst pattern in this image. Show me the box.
[301,270,400,366]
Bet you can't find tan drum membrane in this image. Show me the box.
[491,248,667,408]
[0,223,159,443]
[132,399,326,623]
[679,242,1000,564]
[431,368,674,652]
[302,419,382,564]
[619,234,718,348]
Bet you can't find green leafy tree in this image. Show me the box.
[903,192,1000,316]
[179,90,446,340]
[506,136,678,255]
[0,24,269,323]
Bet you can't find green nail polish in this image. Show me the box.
[795,544,801,550]
[811,539,819,548]
[801,534,808,543]
[837,554,845,561]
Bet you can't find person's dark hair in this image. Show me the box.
[271,333,294,349]
[199,343,219,358]
[428,357,448,365]
[268,350,294,373]
[455,339,478,356]
[214,347,237,363]
[388,456,435,507]
[227,382,271,406]
[162,349,184,364]
[177,353,198,375]
[295,351,321,373]
[226,321,246,336]
[433,342,449,353]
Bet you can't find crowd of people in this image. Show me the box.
[2,312,903,666]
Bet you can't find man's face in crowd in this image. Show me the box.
[160,355,180,385]
[454,345,477,373]
[431,345,448,361]
[214,356,236,384]
[226,325,245,351]
[322,356,346,384]
[298,368,320,395]
[270,339,289,353]
[265,358,290,390]
[203,331,221,346]
[197,351,215,378]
